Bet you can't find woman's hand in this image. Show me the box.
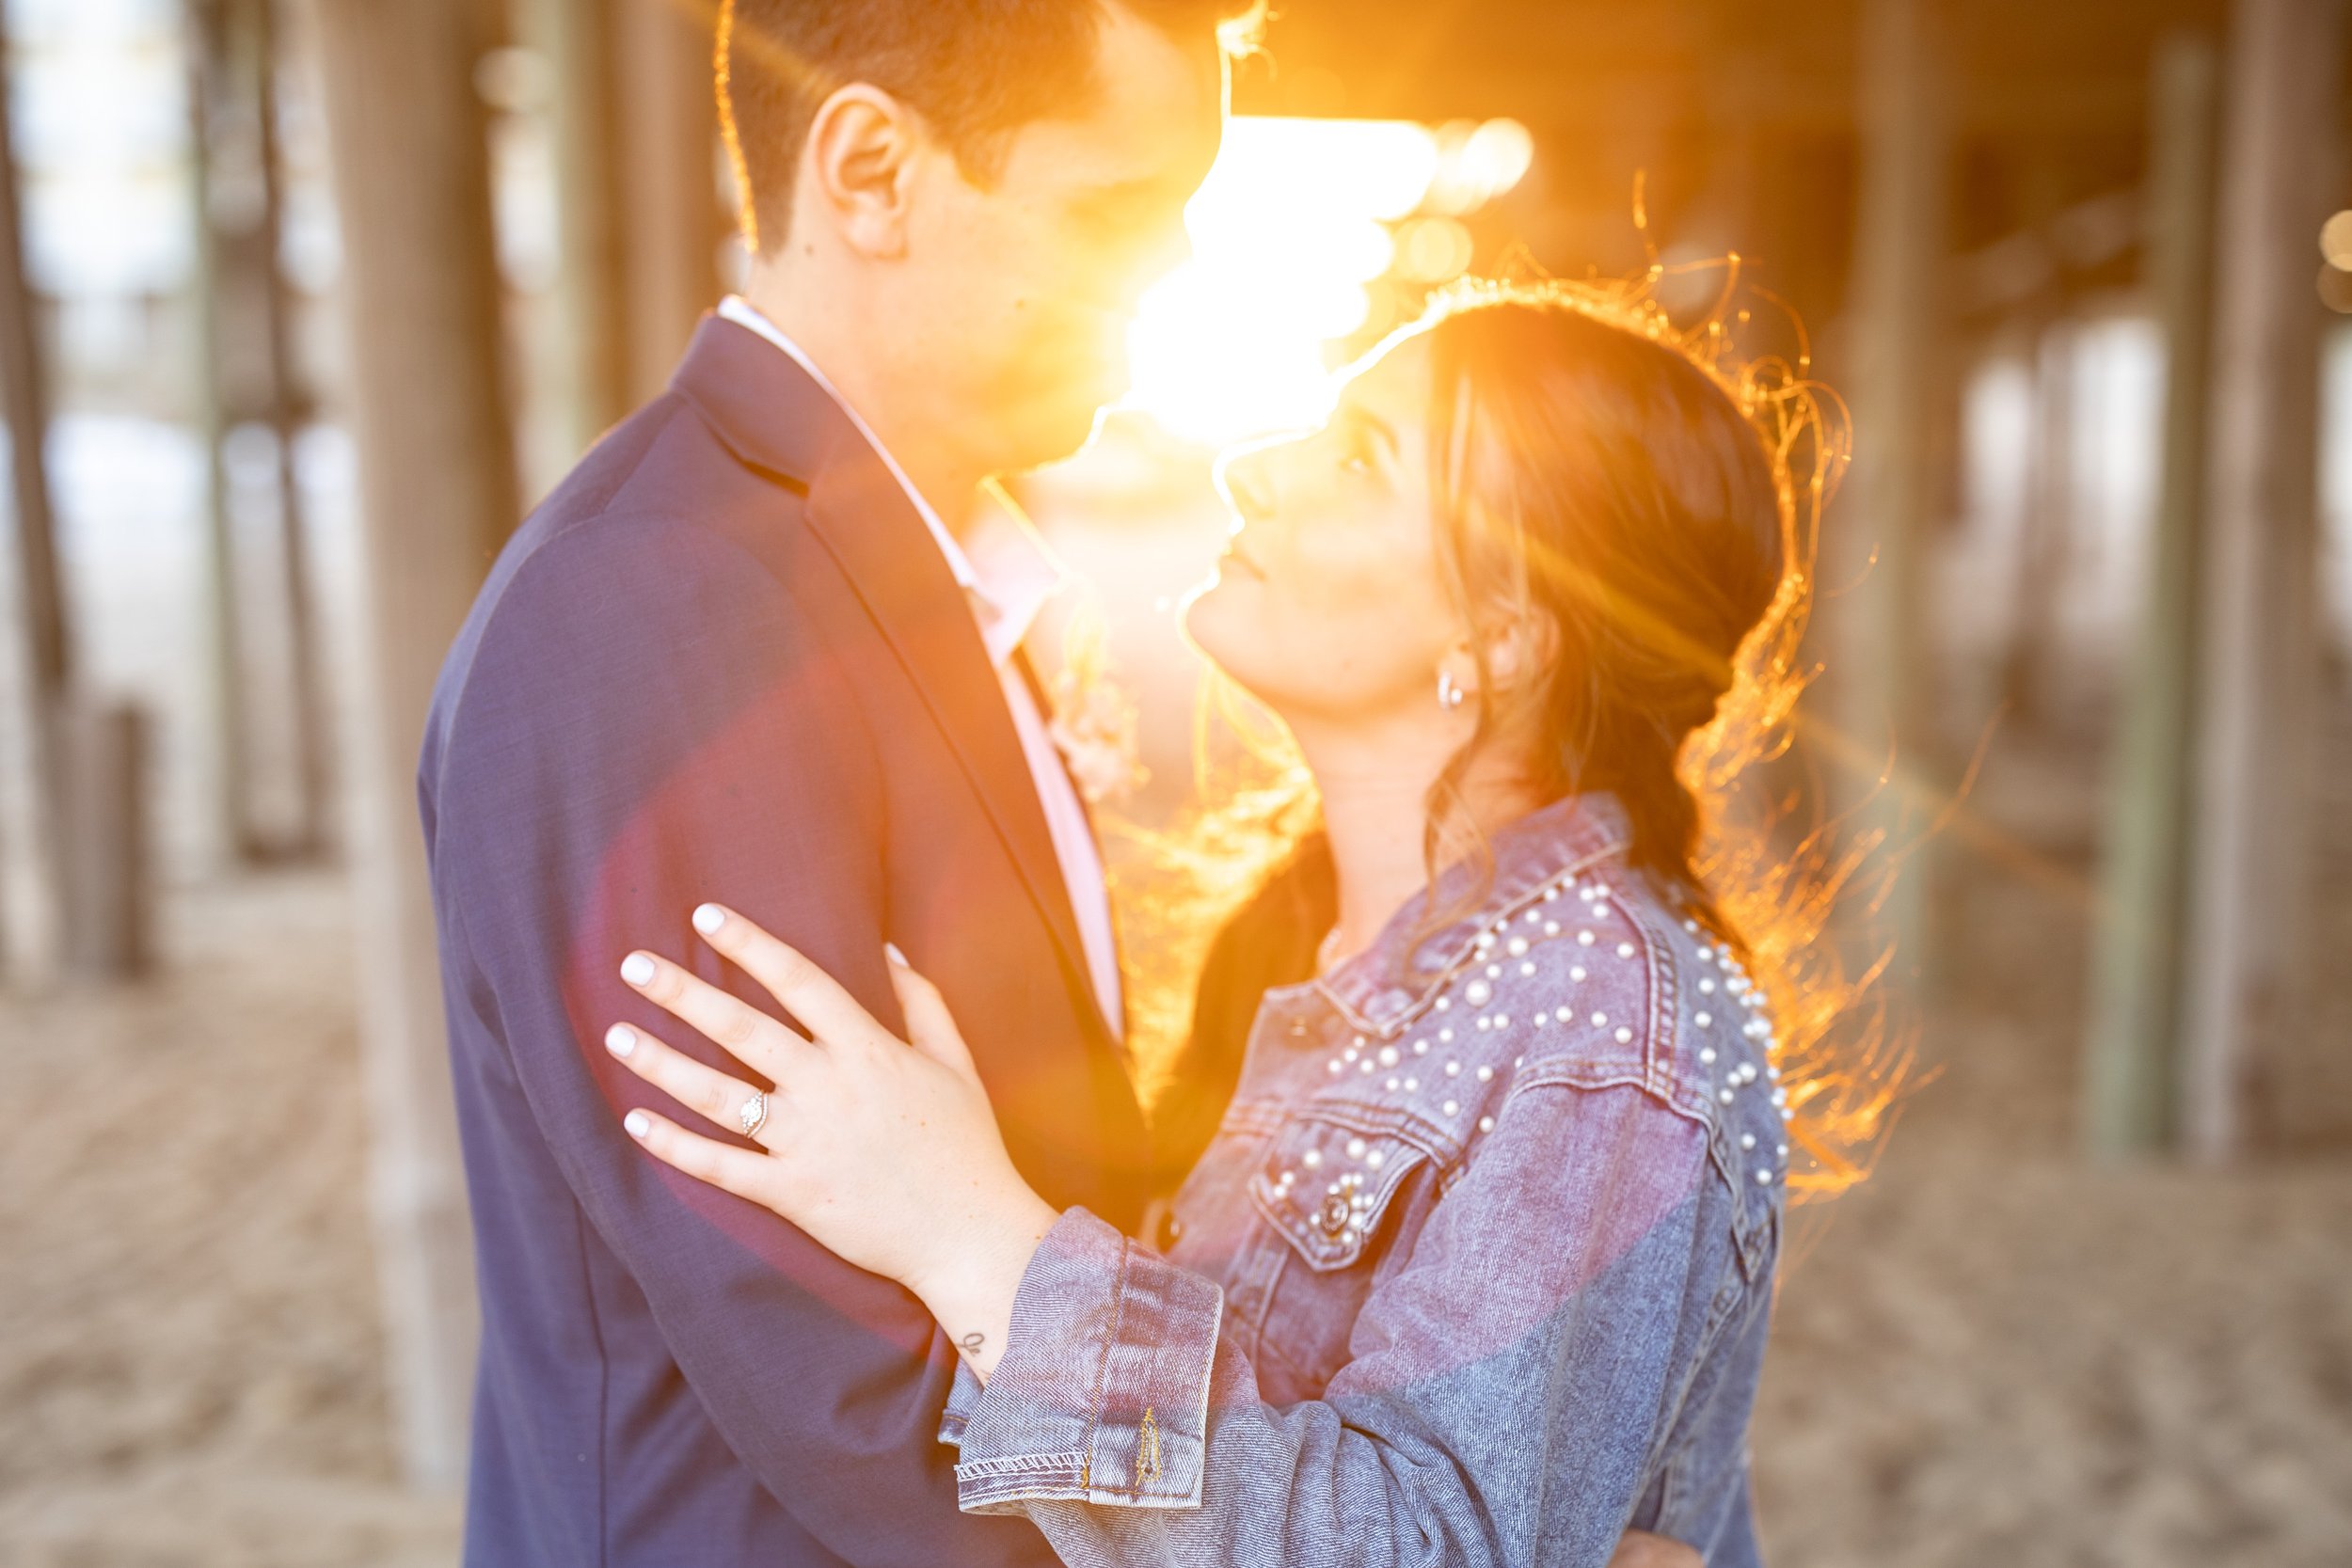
[606,904,1059,1380]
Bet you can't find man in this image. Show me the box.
[422,4,1233,1561]
[421,2,1708,1563]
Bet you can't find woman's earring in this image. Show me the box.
[1437,671,1466,711]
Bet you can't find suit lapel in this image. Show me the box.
[670,314,1118,1053]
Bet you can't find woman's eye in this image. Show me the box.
[1341,451,1373,477]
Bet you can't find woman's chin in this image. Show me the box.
[1181,580,1289,713]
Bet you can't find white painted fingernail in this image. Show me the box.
[623,1110,651,1139]
[692,903,726,936]
[620,953,656,987]
[604,1024,636,1059]
[884,942,909,967]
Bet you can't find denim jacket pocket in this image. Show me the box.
[1248,1111,1435,1273]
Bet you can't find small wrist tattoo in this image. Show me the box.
[958,1331,986,1359]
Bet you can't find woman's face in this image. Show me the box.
[1184,332,1470,726]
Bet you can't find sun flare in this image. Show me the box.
[1121,115,1533,447]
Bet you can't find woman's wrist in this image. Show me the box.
[910,1183,1061,1384]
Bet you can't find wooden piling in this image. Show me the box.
[541,0,633,450]
[613,0,723,404]
[0,16,69,985]
[2176,0,2344,1159]
[2082,35,2221,1160]
[309,0,518,1488]
[1829,0,1954,991]
[537,0,722,454]
[59,702,153,981]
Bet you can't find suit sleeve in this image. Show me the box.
[427,514,1057,1567]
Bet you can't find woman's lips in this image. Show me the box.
[1221,537,1268,580]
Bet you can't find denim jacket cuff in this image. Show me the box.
[951,1207,1221,1513]
[936,1358,985,1449]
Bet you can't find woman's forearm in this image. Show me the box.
[909,1186,1062,1384]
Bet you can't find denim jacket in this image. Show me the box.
[940,795,1786,1566]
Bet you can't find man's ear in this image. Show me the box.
[801,84,921,260]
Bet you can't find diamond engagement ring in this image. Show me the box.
[738,1091,770,1140]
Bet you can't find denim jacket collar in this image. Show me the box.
[1312,793,1634,1037]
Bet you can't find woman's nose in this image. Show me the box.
[1218,448,1279,523]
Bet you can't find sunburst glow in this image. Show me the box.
[1121,115,1533,447]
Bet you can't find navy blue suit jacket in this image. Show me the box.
[420,315,1155,1565]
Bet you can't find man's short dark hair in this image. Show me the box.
[716,0,1263,255]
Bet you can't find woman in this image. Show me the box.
[600,281,1819,1565]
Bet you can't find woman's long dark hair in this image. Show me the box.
[1119,276,1902,1202]
[1420,284,1783,942]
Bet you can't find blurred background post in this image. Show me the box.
[308,0,512,1495]
[2,0,2348,1560]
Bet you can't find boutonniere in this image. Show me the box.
[1045,610,1148,808]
